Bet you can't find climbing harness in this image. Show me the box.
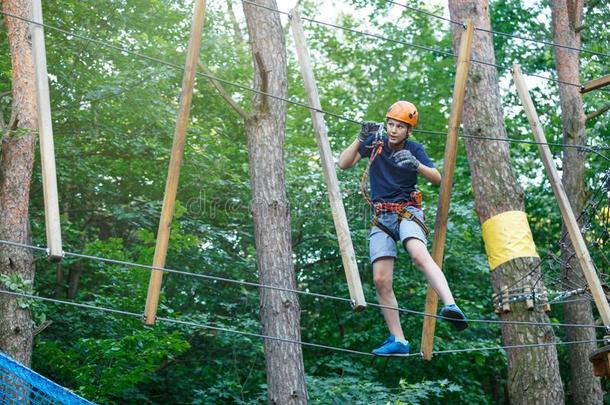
[359,126,429,240]
[372,198,430,241]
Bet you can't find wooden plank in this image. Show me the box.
[420,21,475,361]
[31,0,63,262]
[525,286,534,310]
[289,8,366,311]
[144,0,207,325]
[589,345,610,376]
[580,74,610,94]
[512,64,610,327]
[502,286,511,313]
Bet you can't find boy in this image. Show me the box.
[338,100,467,356]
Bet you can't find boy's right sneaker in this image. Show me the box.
[440,304,469,331]
[372,335,410,356]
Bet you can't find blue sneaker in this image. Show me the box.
[440,304,469,331]
[372,335,410,356]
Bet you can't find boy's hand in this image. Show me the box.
[358,121,384,142]
[393,149,420,170]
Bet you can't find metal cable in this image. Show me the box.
[382,0,610,58]
[0,239,606,330]
[494,173,610,297]
[240,0,590,89]
[0,289,375,357]
[1,10,608,154]
[0,289,604,358]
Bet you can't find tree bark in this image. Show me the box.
[67,262,83,299]
[551,1,603,403]
[226,0,244,45]
[447,1,564,403]
[242,1,307,403]
[0,0,37,366]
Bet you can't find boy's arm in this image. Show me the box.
[417,164,441,185]
[338,138,363,170]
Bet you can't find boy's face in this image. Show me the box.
[386,118,411,147]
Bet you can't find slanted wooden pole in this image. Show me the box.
[512,64,610,327]
[144,0,207,325]
[290,8,366,311]
[31,0,62,262]
[420,21,474,360]
[580,74,610,94]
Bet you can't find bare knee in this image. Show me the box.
[373,258,394,295]
[374,272,393,293]
[404,239,432,270]
[410,250,428,270]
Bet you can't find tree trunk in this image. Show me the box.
[0,0,37,366]
[447,1,564,403]
[551,1,603,403]
[67,262,83,299]
[55,264,65,298]
[242,1,307,404]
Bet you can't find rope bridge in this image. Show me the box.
[0,351,92,404]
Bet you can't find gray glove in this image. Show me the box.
[393,149,420,170]
[358,121,384,143]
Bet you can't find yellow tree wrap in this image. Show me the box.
[481,210,539,270]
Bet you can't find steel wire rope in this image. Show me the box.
[0,289,375,357]
[241,0,592,90]
[492,173,610,298]
[382,0,610,58]
[1,10,608,155]
[0,239,607,330]
[0,289,604,358]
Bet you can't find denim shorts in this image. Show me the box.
[368,207,427,263]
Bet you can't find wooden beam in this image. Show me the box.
[31,0,62,262]
[525,286,534,310]
[513,64,610,327]
[289,8,366,311]
[420,21,475,361]
[580,74,610,94]
[590,345,610,376]
[144,0,207,325]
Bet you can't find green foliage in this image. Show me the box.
[307,374,462,404]
[35,328,190,403]
[1,0,607,402]
[0,273,33,311]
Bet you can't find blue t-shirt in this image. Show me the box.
[358,135,434,203]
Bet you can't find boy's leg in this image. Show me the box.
[403,238,455,305]
[372,257,406,341]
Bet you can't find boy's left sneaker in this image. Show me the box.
[440,304,469,331]
[372,335,410,356]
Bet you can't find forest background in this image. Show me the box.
[0,0,609,403]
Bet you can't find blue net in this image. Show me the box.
[0,351,93,404]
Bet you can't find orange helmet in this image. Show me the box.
[386,100,418,128]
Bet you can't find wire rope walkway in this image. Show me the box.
[0,289,604,359]
[0,239,607,331]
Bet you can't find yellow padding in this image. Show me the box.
[481,210,539,270]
